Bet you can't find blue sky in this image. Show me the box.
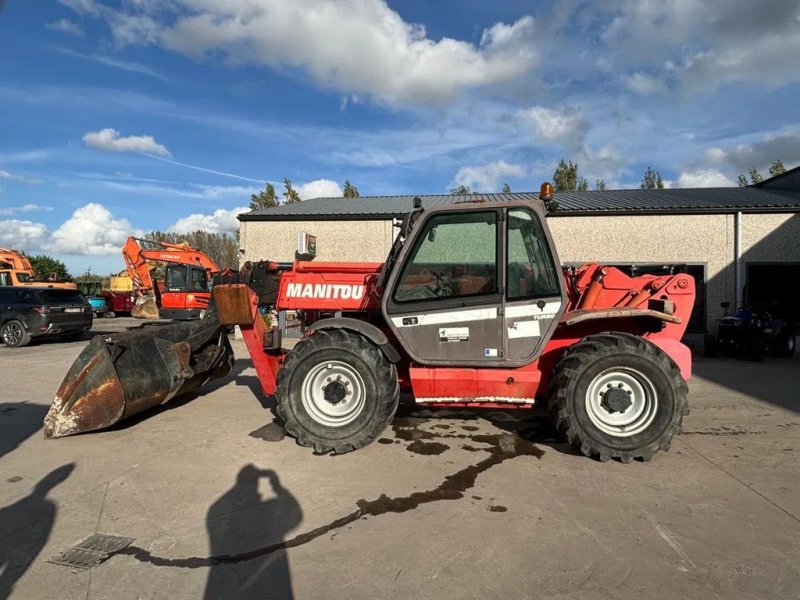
[1,0,799,275]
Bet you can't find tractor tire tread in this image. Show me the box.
[548,331,688,463]
[276,328,399,455]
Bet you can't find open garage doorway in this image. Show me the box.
[746,263,800,330]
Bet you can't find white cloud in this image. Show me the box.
[50,203,138,255]
[0,204,53,217]
[295,179,342,199]
[453,160,526,191]
[70,0,538,107]
[517,105,588,147]
[58,0,102,17]
[674,168,735,188]
[0,219,49,250]
[623,72,665,95]
[45,18,84,36]
[169,206,248,235]
[82,128,172,157]
[0,169,41,184]
[702,131,800,174]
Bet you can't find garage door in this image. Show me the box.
[746,263,800,327]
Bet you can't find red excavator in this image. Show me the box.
[121,237,220,320]
[46,184,695,463]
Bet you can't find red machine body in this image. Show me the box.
[241,261,695,406]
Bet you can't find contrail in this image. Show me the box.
[139,153,267,184]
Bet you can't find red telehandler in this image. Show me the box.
[122,237,220,320]
[46,185,695,463]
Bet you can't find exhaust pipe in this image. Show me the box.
[44,310,233,439]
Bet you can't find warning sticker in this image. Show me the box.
[439,327,469,342]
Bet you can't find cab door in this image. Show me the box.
[163,264,189,310]
[503,207,566,362]
[383,208,504,365]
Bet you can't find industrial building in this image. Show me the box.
[239,168,800,338]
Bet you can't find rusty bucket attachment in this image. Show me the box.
[44,310,233,438]
[131,294,159,319]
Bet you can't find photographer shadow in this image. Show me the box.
[204,466,302,600]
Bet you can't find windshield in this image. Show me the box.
[36,290,86,303]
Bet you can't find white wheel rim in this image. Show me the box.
[585,367,658,437]
[301,360,366,427]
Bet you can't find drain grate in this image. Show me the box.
[48,533,134,570]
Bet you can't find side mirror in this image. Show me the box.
[427,228,436,242]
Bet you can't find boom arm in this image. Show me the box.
[122,237,221,295]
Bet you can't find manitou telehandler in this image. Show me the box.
[45,185,695,462]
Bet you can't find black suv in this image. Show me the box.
[0,287,92,347]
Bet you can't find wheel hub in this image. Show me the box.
[600,387,633,414]
[301,360,366,427]
[323,379,348,405]
[585,367,659,438]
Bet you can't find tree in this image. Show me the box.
[27,254,71,281]
[145,230,240,270]
[343,180,360,198]
[737,174,749,187]
[282,178,301,204]
[577,177,589,191]
[250,182,279,210]
[769,160,786,177]
[501,182,511,193]
[640,166,664,189]
[595,179,607,191]
[736,162,787,185]
[553,159,578,192]
[450,184,471,195]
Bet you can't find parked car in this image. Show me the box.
[0,286,92,347]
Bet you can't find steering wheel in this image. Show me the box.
[421,269,456,297]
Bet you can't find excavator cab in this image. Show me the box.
[160,264,211,320]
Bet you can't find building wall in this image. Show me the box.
[240,219,395,264]
[240,212,799,332]
[548,214,734,328]
[740,213,800,262]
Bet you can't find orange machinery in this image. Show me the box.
[122,237,220,320]
[0,247,77,289]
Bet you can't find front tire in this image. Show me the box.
[548,332,688,463]
[276,329,399,454]
[1,320,31,347]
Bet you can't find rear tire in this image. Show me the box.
[548,332,688,463]
[1,320,31,348]
[276,329,399,454]
[770,327,795,358]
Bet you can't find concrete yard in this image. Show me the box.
[1,318,798,599]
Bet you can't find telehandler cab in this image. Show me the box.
[46,184,694,462]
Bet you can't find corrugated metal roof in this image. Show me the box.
[239,187,800,221]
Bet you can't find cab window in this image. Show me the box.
[506,208,560,300]
[165,266,187,291]
[189,268,208,292]
[394,211,497,303]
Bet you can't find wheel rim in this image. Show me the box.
[585,367,658,437]
[3,322,22,346]
[301,360,366,427]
